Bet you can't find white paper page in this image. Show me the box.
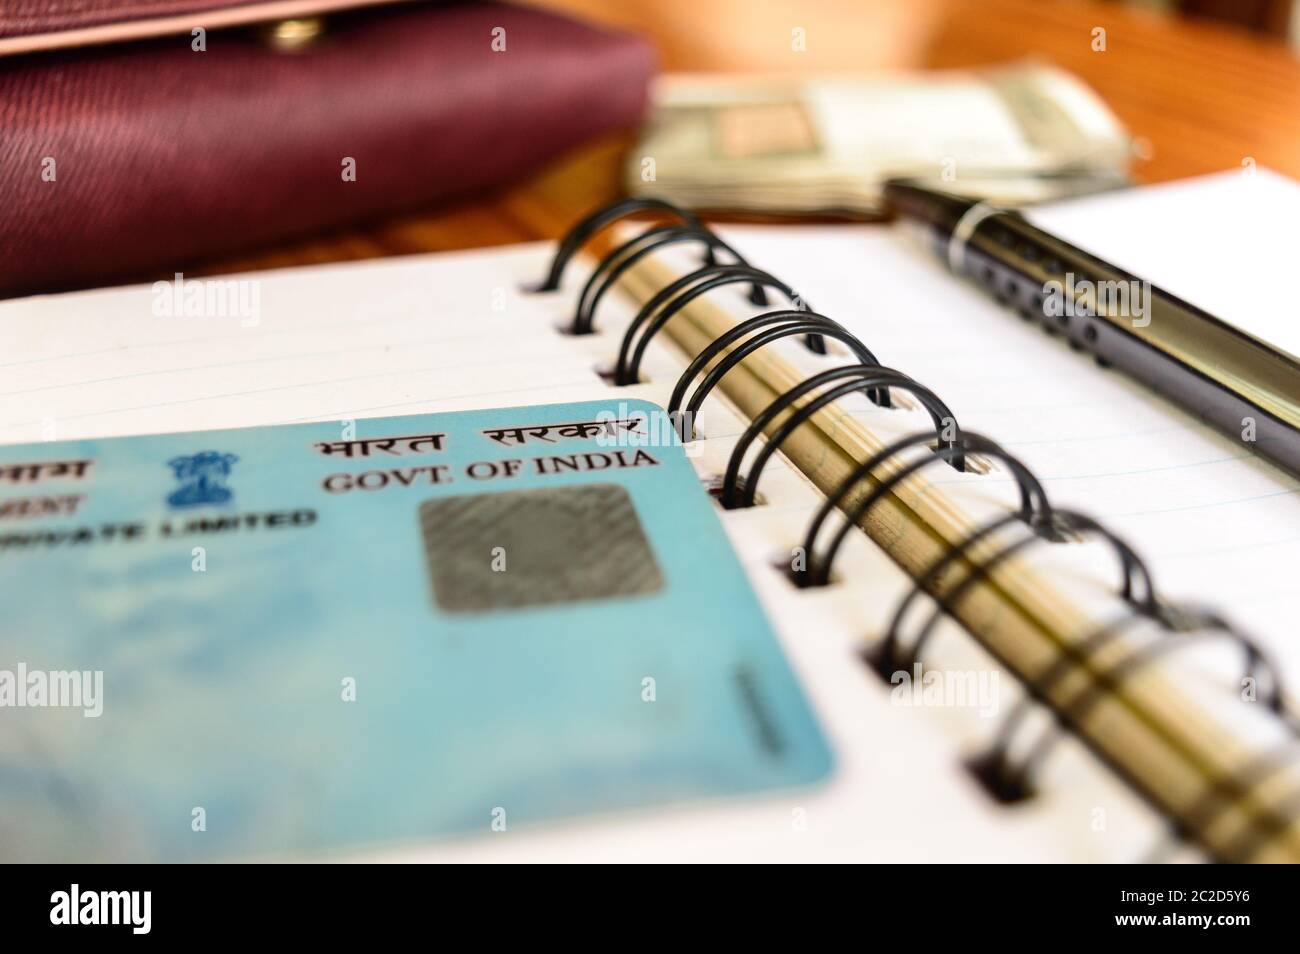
[1030,167,1300,361]
[0,247,614,443]
[715,221,1300,693]
[0,243,1161,861]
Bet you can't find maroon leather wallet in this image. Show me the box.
[0,1,654,298]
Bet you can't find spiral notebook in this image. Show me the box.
[1,182,1296,861]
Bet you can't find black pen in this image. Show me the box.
[884,180,1300,479]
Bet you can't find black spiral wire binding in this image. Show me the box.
[534,198,1300,861]
[968,607,1161,802]
[797,430,1055,589]
[529,197,709,293]
[570,223,768,336]
[1171,740,1300,858]
[615,263,824,385]
[968,604,1284,802]
[1204,743,1300,862]
[668,311,889,441]
[876,508,1159,682]
[720,368,964,509]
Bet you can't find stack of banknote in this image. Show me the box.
[626,63,1132,215]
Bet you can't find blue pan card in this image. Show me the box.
[0,399,830,861]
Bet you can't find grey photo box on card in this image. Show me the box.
[419,483,665,612]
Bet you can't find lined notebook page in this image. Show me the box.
[0,247,613,443]
[0,243,1159,860]
[715,221,1300,687]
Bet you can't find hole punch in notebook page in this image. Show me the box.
[714,174,1300,691]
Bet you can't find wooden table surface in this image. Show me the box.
[209,0,1300,277]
